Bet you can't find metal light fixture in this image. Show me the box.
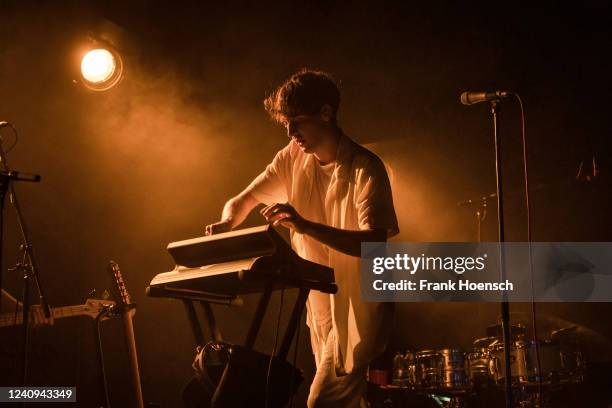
[79,45,123,91]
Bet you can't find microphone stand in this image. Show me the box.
[490,100,514,408]
[0,139,46,387]
[0,176,8,314]
[477,198,486,243]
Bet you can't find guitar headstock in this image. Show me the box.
[82,298,116,319]
[107,260,133,308]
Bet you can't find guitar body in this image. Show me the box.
[0,299,115,328]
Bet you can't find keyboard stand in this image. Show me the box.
[149,283,310,358]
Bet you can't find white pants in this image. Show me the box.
[307,327,368,408]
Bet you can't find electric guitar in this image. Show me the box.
[0,298,115,328]
[107,260,144,408]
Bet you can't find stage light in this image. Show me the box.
[79,47,123,91]
[81,49,115,82]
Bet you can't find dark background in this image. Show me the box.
[0,1,611,406]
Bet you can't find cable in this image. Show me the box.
[12,299,19,325]
[516,93,543,406]
[75,295,83,406]
[288,304,302,408]
[265,286,285,408]
[0,123,19,154]
[0,123,18,317]
[95,308,112,408]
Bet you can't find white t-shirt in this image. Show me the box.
[308,160,336,342]
[245,133,399,374]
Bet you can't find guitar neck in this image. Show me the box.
[0,305,89,328]
[107,260,143,408]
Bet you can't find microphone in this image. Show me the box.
[460,90,512,105]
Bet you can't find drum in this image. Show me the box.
[439,349,471,391]
[404,351,418,388]
[392,351,417,387]
[467,347,492,383]
[488,342,522,385]
[489,340,563,386]
[416,350,443,389]
[516,340,563,385]
[552,326,586,383]
[559,344,585,383]
[416,349,471,392]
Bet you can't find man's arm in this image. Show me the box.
[205,190,260,235]
[302,222,386,257]
[260,203,386,257]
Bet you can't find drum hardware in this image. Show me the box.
[467,347,492,385]
[416,350,444,390]
[472,336,497,348]
[439,349,471,392]
[392,351,416,388]
[486,322,527,340]
[381,320,590,408]
[488,340,564,387]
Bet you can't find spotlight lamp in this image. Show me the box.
[79,46,123,91]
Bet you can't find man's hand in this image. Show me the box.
[204,219,233,236]
[30,304,54,328]
[260,203,309,233]
[205,191,260,236]
[260,202,387,257]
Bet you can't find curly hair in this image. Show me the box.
[264,69,341,123]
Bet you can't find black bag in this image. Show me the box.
[183,342,303,408]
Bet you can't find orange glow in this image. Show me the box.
[81,49,116,82]
[80,48,122,91]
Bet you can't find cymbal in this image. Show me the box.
[488,312,612,362]
[457,175,611,207]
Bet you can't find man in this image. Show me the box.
[205,69,399,407]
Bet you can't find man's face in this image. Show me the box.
[281,110,333,153]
